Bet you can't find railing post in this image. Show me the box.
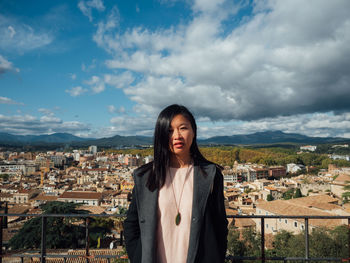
[305,218,309,261]
[41,216,47,263]
[4,203,7,229]
[85,217,90,263]
[0,216,3,263]
[261,217,265,263]
[348,218,350,263]
[120,230,124,246]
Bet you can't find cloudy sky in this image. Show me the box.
[1,0,350,139]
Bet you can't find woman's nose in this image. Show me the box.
[173,129,182,138]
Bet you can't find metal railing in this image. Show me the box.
[0,213,349,262]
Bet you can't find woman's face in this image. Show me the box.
[168,114,194,159]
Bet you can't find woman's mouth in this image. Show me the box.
[173,142,184,149]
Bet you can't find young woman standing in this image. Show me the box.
[124,104,228,263]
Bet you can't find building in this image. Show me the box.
[58,191,103,206]
[89,145,98,155]
[300,145,317,152]
[268,166,286,178]
[254,194,344,234]
[287,163,305,174]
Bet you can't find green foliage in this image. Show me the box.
[342,181,350,203]
[266,194,274,201]
[272,226,348,259]
[227,225,348,261]
[0,173,9,181]
[282,189,295,200]
[9,201,89,249]
[227,228,246,262]
[89,217,114,247]
[293,188,302,198]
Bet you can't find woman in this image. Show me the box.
[124,104,228,263]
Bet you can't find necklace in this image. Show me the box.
[169,163,192,226]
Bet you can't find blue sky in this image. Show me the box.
[1,0,350,139]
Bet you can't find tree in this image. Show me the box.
[266,194,274,201]
[342,181,350,203]
[294,188,302,198]
[89,217,115,248]
[282,189,295,200]
[9,201,89,249]
[0,173,9,181]
[226,228,246,262]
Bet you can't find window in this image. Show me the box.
[265,212,268,215]
[301,225,304,230]
[285,219,288,224]
[279,218,281,222]
[266,224,269,228]
[294,222,298,227]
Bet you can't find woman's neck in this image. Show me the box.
[170,154,192,168]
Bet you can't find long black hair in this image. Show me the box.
[145,104,209,191]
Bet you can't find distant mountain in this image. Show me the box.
[0,132,90,145]
[199,130,346,145]
[0,130,348,148]
[76,134,153,147]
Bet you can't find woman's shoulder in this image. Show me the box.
[196,159,223,171]
[133,161,153,177]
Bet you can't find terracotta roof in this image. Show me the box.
[80,205,106,214]
[0,193,12,198]
[8,205,30,214]
[256,198,343,228]
[235,218,256,228]
[333,173,350,184]
[59,191,103,200]
[33,193,58,201]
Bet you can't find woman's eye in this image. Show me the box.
[180,126,187,130]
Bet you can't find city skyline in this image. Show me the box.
[1,0,350,139]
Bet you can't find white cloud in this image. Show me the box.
[78,0,106,22]
[0,55,19,74]
[104,72,134,89]
[195,112,350,139]
[65,86,88,97]
[0,113,90,135]
[109,115,155,136]
[108,105,116,113]
[0,15,53,52]
[94,0,350,124]
[108,105,126,114]
[85,75,105,93]
[0,96,22,105]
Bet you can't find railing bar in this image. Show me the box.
[348,218,350,263]
[305,218,309,261]
[85,217,89,263]
[1,213,350,219]
[41,216,47,263]
[0,217,2,263]
[261,217,265,263]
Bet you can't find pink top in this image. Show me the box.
[156,165,194,263]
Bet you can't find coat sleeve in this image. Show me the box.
[123,185,141,262]
[212,167,228,259]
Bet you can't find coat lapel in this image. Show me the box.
[186,163,216,263]
[134,170,159,263]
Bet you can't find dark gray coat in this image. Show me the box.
[124,161,228,263]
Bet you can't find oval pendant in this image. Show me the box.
[175,212,181,225]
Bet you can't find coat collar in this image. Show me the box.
[134,162,217,263]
